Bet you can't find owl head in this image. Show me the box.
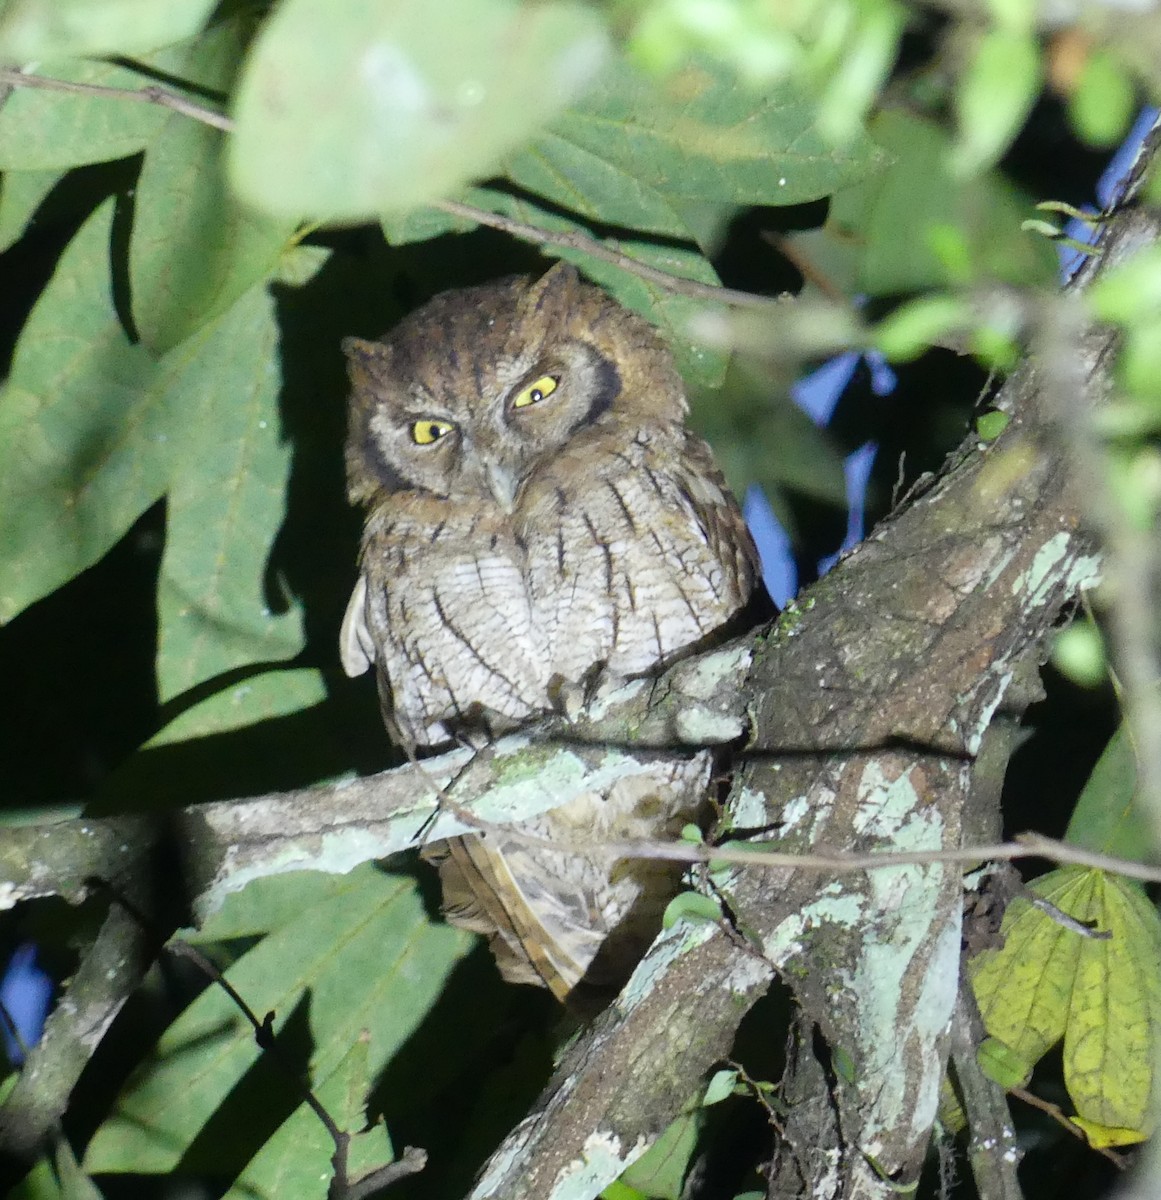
[343,263,687,508]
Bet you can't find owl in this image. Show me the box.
[340,262,766,1002]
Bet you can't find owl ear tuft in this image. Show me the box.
[342,336,393,383]
[521,261,582,325]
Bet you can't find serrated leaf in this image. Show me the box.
[546,58,882,216]
[0,0,215,58]
[970,867,1161,1140]
[0,200,163,624]
[228,0,608,221]
[84,866,471,1178]
[828,110,1056,294]
[0,168,60,251]
[128,19,295,353]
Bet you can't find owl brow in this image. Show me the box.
[568,348,621,431]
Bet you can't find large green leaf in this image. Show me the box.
[0,167,60,251]
[0,200,163,623]
[0,0,215,58]
[230,1031,397,1200]
[128,18,295,353]
[84,867,472,1179]
[151,252,326,702]
[538,58,882,218]
[827,109,1057,294]
[228,0,609,221]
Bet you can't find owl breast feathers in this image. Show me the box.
[341,262,766,1001]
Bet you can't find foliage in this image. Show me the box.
[1,0,1160,1198]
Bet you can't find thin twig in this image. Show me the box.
[0,65,233,131]
[169,940,425,1197]
[0,64,785,311]
[433,197,784,309]
[1009,1085,1129,1169]
[590,828,1161,884]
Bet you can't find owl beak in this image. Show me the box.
[486,464,520,513]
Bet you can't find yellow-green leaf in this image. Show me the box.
[970,867,1161,1141]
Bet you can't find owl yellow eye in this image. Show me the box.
[411,419,454,445]
[512,375,559,409]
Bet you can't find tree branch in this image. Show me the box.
[0,65,788,310]
[0,65,233,131]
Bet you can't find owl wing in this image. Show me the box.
[340,574,375,677]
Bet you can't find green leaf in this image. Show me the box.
[662,890,721,928]
[828,110,1057,293]
[970,867,1161,1142]
[228,1031,396,1199]
[702,1067,739,1106]
[150,669,329,746]
[1051,620,1108,688]
[1089,245,1161,325]
[544,57,882,214]
[952,28,1042,176]
[619,1110,701,1200]
[0,0,215,58]
[1066,726,1156,863]
[84,866,472,1178]
[0,199,163,624]
[874,294,970,361]
[151,257,316,701]
[0,168,60,251]
[975,411,1010,442]
[0,34,219,170]
[128,19,295,352]
[1069,50,1135,150]
[183,866,356,942]
[976,1036,1033,1090]
[1063,874,1161,1140]
[228,0,609,221]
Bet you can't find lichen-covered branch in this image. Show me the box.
[461,162,1161,1200]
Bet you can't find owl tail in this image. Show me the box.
[422,834,583,1002]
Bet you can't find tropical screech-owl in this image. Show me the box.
[340,262,765,1001]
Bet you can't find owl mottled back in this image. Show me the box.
[341,263,765,1000]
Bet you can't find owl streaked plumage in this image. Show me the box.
[341,262,765,1000]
